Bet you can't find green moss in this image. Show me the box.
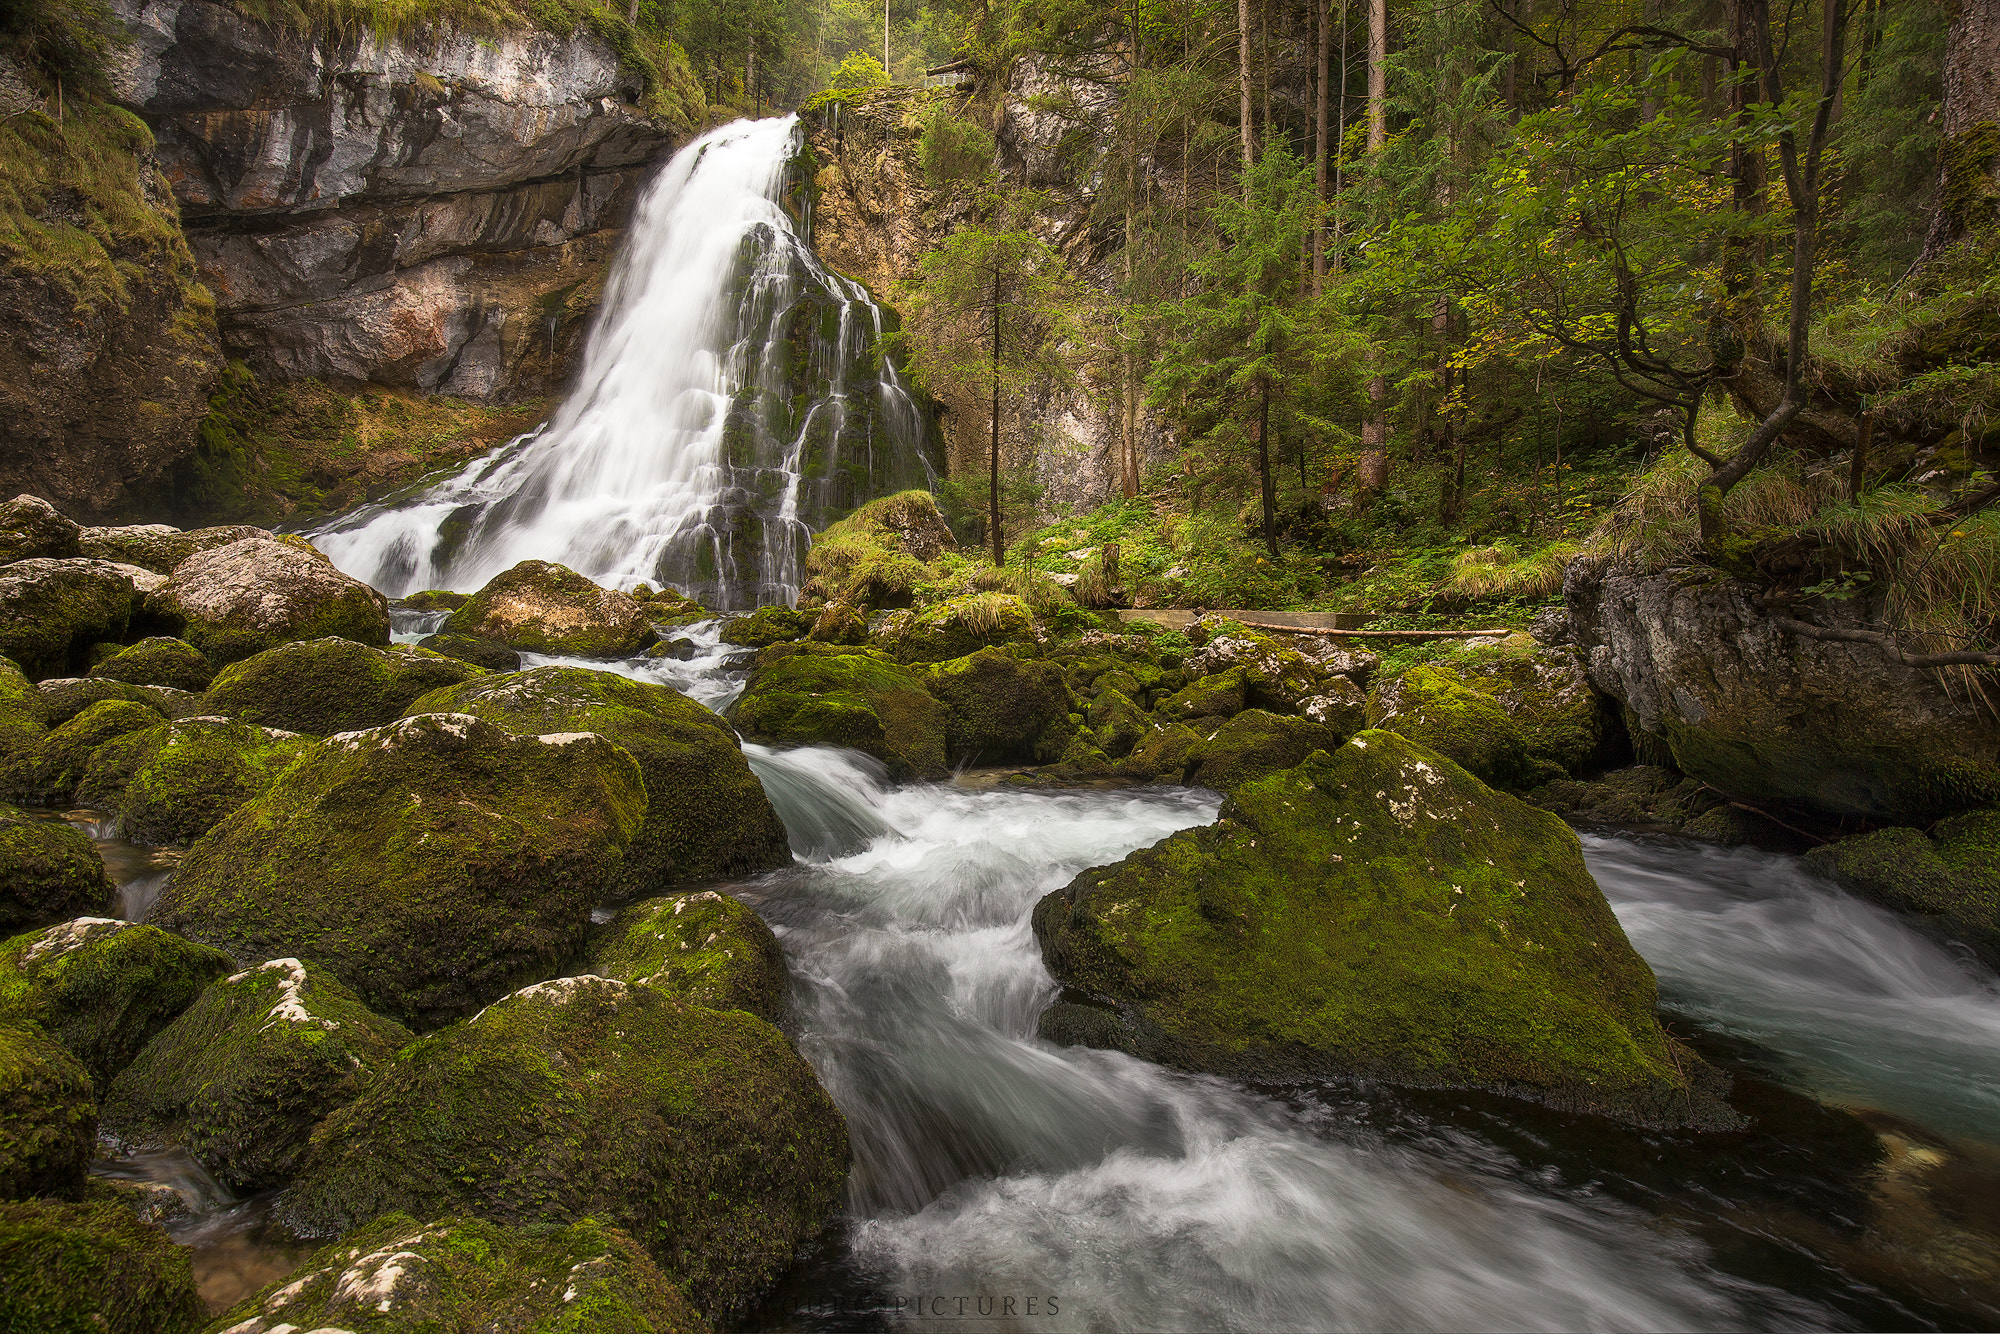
[1186,627,1366,731]
[0,806,112,931]
[0,497,78,565]
[0,1187,204,1333]
[0,656,46,766]
[157,544,391,667]
[1156,669,1248,723]
[201,637,484,736]
[1035,730,1726,1127]
[800,490,956,609]
[103,958,412,1191]
[807,602,869,644]
[719,605,811,648]
[1185,710,1346,792]
[1939,121,2000,236]
[1086,687,1148,759]
[415,631,522,672]
[74,716,312,844]
[213,1211,710,1333]
[1118,720,1204,783]
[892,593,1035,664]
[0,1022,96,1200]
[1447,642,1610,778]
[0,919,232,1088]
[0,559,137,680]
[31,677,200,727]
[156,713,646,1029]
[400,588,471,612]
[405,666,791,892]
[1804,813,2000,970]
[87,638,212,693]
[1366,665,1560,790]
[587,890,787,1022]
[1,698,164,805]
[443,560,658,657]
[730,645,949,780]
[915,647,1077,765]
[278,975,848,1323]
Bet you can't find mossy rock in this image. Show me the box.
[730,645,948,780]
[415,631,522,672]
[201,638,486,737]
[399,588,471,613]
[1034,730,1730,1127]
[103,958,413,1192]
[586,891,787,1023]
[0,558,146,680]
[0,656,46,768]
[1185,626,1367,730]
[278,975,849,1322]
[1185,710,1346,792]
[211,1211,710,1334]
[807,602,869,644]
[0,1022,96,1200]
[1366,665,1561,790]
[916,647,1077,765]
[720,605,812,648]
[443,560,659,657]
[1,698,165,805]
[0,807,113,931]
[0,918,233,1088]
[1087,688,1148,759]
[405,667,791,893]
[76,523,266,575]
[1156,669,1248,724]
[148,537,390,666]
[0,1187,204,1333]
[33,677,203,727]
[1805,811,2000,970]
[1117,720,1205,783]
[87,638,213,693]
[75,717,313,846]
[1450,644,1614,778]
[155,714,647,1030]
[892,593,1035,664]
[800,490,955,608]
[0,494,80,565]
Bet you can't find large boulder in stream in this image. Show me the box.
[0,558,161,680]
[1,698,166,805]
[917,646,1077,765]
[731,644,949,779]
[76,717,314,845]
[0,807,113,930]
[1805,810,2000,971]
[1033,730,1731,1128]
[0,1189,205,1333]
[154,713,646,1029]
[0,657,45,767]
[279,974,849,1323]
[443,559,658,657]
[88,637,214,693]
[213,1212,709,1334]
[147,536,390,666]
[405,666,790,892]
[586,890,788,1022]
[76,523,266,575]
[201,637,485,736]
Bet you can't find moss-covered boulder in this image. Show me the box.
[279,974,849,1322]
[415,630,522,672]
[212,1212,710,1334]
[731,645,949,780]
[892,593,1035,664]
[916,647,1077,765]
[155,713,646,1029]
[1087,687,1148,759]
[148,537,390,666]
[75,717,313,845]
[1117,720,1205,783]
[2,698,165,805]
[1185,710,1347,792]
[0,1189,204,1333]
[0,657,45,768]
[87,638,213,693]
[0,557,155,680]
[720,605,812,648]
[398,588,470,613]
[1805,810,2000,970]
[0,1023,96,1200]
[405,667,791,893]
[1185,625,1367,730]
[1034,730,1727,1126]
[0,494,80,565]
[1448,642,1614,778]
[587,891,787,1022]
[0,919,234,1087]
[807,601,869,644]
[33,677,203,727]
[443,560,658,657]
[1156,669,1248,724]
[0,808,113,931]
[103,958,413,1192]
[201,638,486,737]
[800,490,955,608]
[76,522,265,575]
[1366,665,1560,790]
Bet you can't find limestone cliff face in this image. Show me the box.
[806,74,1173,521]
[108,0,685,401]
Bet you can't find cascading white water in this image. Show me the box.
[309,116,936,610]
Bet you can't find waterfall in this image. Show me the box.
[309,115,938,610]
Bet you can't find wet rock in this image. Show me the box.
[587,890,788,1022]
[76,523,266,575]
[212,1212,709,1334]
[2,698,166,805]
[0,557,159,679]
[1034,730,1733,1128]
[406,666,790,892]
[917,646,1077,765]
[0,1023,97,1200]
[1087,687,1148,759]
[279,974,849,1321]
[415,630,521,672]
[0,494,80,565]
[0,807,114,931]
[88,636,214,693]
[1806,811,2000,970]
[0,918,232,1087]
[155,713,646,1029]
[720,604,812,648]
[104,958,413,1192]
[148,537,390,665]
[443,559,658,657]
[0,1189,205,1332]
[201,637,484,736]
[891,593,1036,664]
[731,644,949,780]
[75,716,312,844]
[1117,719,1205,783]
[799,490,955,608]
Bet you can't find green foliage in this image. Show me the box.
[917,101,996,189]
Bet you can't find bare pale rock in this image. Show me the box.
[148,537,390,665]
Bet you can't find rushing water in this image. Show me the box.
[309,116,937,609]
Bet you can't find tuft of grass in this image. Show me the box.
[1448,540,1578,599]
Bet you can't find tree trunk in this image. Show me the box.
[1314,0,1331,292]
[1360,0,1388,493]
[1367,0,1386,155]
[1918,0,2000,263]
[1238,0,1256,190]
[991,268,1004,567]
[1257,374,1279,557]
